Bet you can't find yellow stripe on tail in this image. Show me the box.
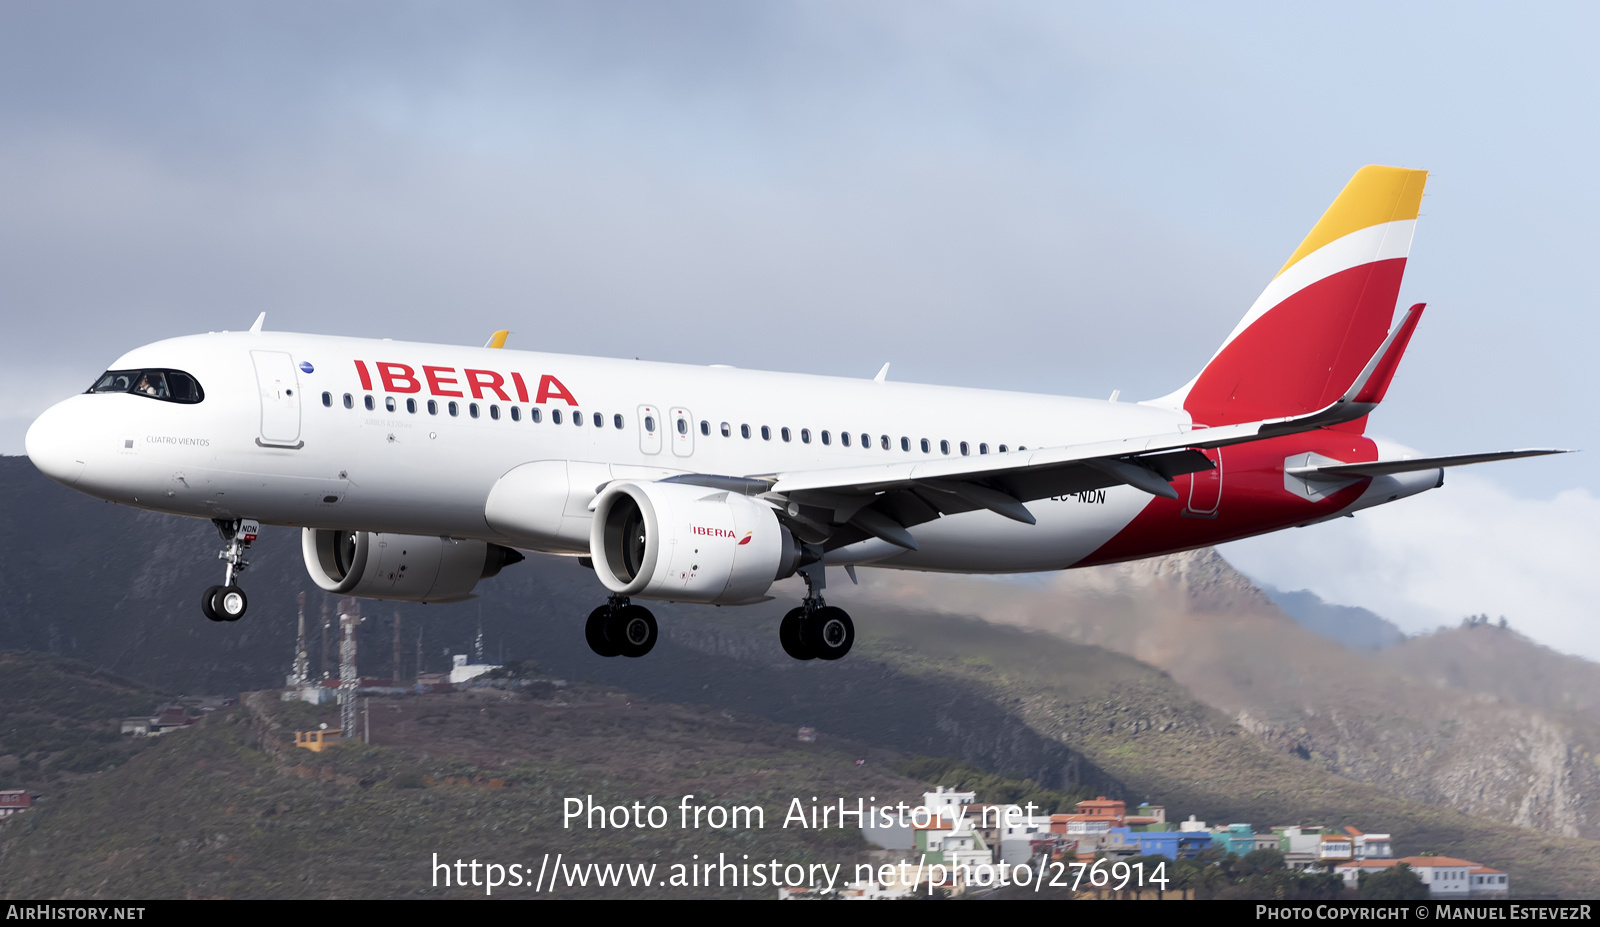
[1278,166,1427,276]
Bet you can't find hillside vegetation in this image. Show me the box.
[846,549,1600,842]
[1,656,924,899]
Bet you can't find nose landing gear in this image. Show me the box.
[201,518,257,622]
[584,595,658,658]
[778,560,854,661]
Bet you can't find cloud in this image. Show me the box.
[1220,462,1599,662]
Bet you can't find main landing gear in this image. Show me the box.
[778,560,854,661]
[201,518,258,623]
[585,595,658,658]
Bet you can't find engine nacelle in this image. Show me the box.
[589,481,800,605]
[301,529,524,603]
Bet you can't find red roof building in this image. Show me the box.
[0,790,31,818]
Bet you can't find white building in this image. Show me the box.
[922,786,974,823]
[1335,857,1501,897]
[1345,827,1393,859]
[997,814,1055,865]
[1469,866,1509,897]
[449,653,500,684]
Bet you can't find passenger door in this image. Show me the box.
[1184,448,1223,517]
[252,350,302,448]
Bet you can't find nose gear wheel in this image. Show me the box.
[200,518,255,622]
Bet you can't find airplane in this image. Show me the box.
[24,165,1564,663]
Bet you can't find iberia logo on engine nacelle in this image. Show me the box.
[691,527,754,545]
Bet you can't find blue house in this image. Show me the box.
[1113,827,1214,860]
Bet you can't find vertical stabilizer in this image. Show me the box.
[1156,166,1428,429]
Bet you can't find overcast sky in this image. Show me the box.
[2,3,1595,656]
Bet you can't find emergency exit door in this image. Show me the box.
[670,407,694,457]
[638,405,662,454]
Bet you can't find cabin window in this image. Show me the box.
[841,431,851,447]
[530,407,542,423]
[677,418,687,434]
[428,400,439,415]
[511,406,521,422]
[321,391,332,407]
[385,397,396,412]
[738,424,749,438]
[920,438,930,453]
[470,403,480,419]
[364,396,375,411]
[552,409,563,424]
[448,401,459,417]
[960,441,969,456]
[343,393,353,409]
[997,444,1007,453]
[880,435,890,450]
[900,437,910,452]
[940,440,950,455]
[645,415,656,431]
[801,428,811,444]
[862,433,870,449]
[700,420,710,436]
[406,398,418,414]
[979,443,988,454]
[821,430,831,445]
[782,427,792,442]
[614,414,624,429]
[761,425,771,440]
[594,412,604,428]
[490,404,500,420]
[721,422,731,437]
[572,409,583,426]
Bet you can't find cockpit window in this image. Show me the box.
[87,369,204,404]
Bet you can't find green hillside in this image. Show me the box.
[849,604,1600,899]
[1,656,924,899]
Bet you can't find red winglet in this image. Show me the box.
[1352,303,1425,405]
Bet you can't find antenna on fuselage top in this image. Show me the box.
[873,363,890,383]
[249,312,266,334]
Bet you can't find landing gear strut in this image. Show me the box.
[779,557,854,661]
[201,518,257,623]
[585,595,658,658]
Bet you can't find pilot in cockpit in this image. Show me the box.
[134,373,167,398]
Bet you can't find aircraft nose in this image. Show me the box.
[26,397,90,486]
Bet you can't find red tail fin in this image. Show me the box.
[1159,166,1428,430]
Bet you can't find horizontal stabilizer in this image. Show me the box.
[1287,448,1570,482]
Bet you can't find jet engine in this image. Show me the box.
[301,528,524,603]
[589,481,800,605]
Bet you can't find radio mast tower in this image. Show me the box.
[392,611,403,685]
[338,599,362,739]
[288,591,311,687]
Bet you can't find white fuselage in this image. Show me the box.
[28,331,1195,574]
